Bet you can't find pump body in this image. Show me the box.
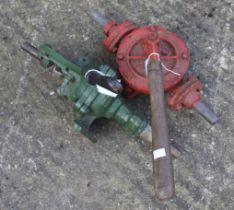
[21,42,150,142]
[89,10,218,124]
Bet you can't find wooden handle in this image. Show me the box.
[148,60,175,200]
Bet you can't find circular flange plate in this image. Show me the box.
[117,26,190,94]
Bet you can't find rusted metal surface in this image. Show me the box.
[148,59,175,200]
[139,125,181,158]
[21,42,40,60]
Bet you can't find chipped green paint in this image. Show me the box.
[25,43,147,142]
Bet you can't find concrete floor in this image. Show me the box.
[0,0,234,209]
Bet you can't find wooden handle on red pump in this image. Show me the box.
[147,58,175,200]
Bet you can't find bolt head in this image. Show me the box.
[112,47,118,53]
[117,53,124,60]
[148,33,158,41]
[182,52,188,59]
[149,26,157,32]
